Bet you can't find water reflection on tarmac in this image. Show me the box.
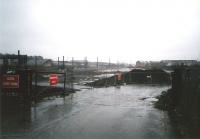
[1,85,180,139]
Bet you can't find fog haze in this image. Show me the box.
[1,0,200,62]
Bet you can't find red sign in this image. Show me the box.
[2,75,20,88]
[49,74,58,86]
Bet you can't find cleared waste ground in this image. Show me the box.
[2,85,180,139]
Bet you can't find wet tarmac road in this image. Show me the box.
[1,85,178,139]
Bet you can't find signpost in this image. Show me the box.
[49,74,59,86]
[2,75,19,88]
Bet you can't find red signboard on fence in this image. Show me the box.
[49,74,58,86]
[2,75,20,88]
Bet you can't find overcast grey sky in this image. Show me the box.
[1,0,200,63]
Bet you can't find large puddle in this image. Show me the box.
[1,85,183,139]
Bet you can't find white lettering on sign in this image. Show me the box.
[2,75,19,88]
[49,77,58,80]
[10,83,18,86]
[7,77,15,81]
[49,74,59,86]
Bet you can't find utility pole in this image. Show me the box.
[109,58,111,69]
[34,56,37,103]
[58,57,60,69]
[84,57,88,69]
[117,61,119,72]
[97,57,99,70]
[18,50,20,66]
[72,57,74,67]
[62,56,65,69]
[70,57,74,90]
[34,56,37,70]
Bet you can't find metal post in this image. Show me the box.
[63,72,66,98]
[72,57,74,67]
[35,56,37,70]
[58,57,59,69]
[109,58,111,69]
[63,56,65,69]
[34,56,37,103]
[18,50,20,66]
[25,55,28,68]
[34,72,37,103]
[97,57,99,71]
[84,57,88,69]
